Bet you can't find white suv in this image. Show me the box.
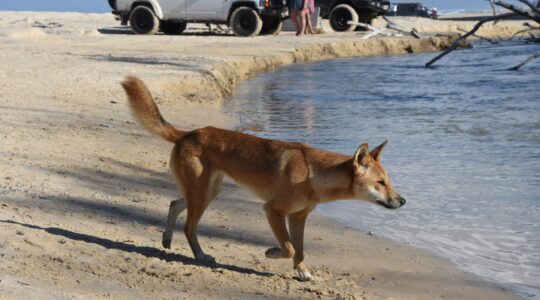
[108,0,287,36]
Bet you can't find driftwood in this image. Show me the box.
[348,21,403,39]
[425,16,500,67]
[383,16,422,38]
[509,51,540,70]
[425,0,540,68]
[349,18,424,40]
[458,27,499,44]
[494,0,540,22]
[510,22,540,38]
[489,0,502,25]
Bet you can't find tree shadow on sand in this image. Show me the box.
[4,193,275,248]
[1,219,272,277]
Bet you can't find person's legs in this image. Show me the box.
[305,11,313,34]
[297,9,307,36]
[290,10,299,34]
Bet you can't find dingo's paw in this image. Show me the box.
[162,234,172,249]
[296,270,315,282]
[195,253,216,265]
[265,247,283,259]
[295,265,316,282]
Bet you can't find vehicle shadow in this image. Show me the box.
[97,26,234,37]
[97,27,135,35]
[1,219,273,277]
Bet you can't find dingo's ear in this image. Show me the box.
[353,143,370,167]
[370,140,388,161]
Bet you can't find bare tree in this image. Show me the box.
[425,0,540,69]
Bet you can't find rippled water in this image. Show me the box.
[224,41,540,298]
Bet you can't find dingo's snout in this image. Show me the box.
[397,195,406,206]
[381,194,406,210]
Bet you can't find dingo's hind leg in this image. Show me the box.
[162,198,187,249]
[184,190,214,263]
[181,161,222,264]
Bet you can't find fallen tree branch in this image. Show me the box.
[387,24,422,38]
[510,26,540,38]
[516,0,540,14]
[523,22,539,29]
[509,51,540,70]
[458,27,499,44]
[493,1,540,23]
[426,1,539,68]
[348,21,403,39]
[527,32,540,42]
[488,0,501,25]
[425,15,500,67]
[383,16,422,38]
[489,0,498,16]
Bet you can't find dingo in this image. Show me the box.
[122,76,406,281]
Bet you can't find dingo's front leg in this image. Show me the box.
[288,208,314,281]
[264,204,295,259]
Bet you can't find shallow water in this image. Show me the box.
[224,40,540,298]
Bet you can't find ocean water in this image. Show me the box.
[224,41,540,298]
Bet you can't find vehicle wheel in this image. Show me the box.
[160,21,187,35]
[260,16,283,35]
[129,5,159,35]
[229,7,263,37]
[329,4,358,32]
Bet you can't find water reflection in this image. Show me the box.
[224,41,540,298]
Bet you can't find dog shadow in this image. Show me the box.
[1,219,272,277]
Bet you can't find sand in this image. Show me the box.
[0,11,526,299]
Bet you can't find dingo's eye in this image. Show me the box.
[378,180,386,187]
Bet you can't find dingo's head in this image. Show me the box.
[351,141,406,209]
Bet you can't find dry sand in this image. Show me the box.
[0,11,527,299]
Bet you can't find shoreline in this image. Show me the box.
[0,11,527,299]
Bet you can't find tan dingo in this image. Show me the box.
[121,76,406,281]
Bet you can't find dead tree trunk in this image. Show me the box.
[425,16,501,67]
[494,0,540,22]
[425,0,540,69]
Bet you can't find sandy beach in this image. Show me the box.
[0,11,528,299]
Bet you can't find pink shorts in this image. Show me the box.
[307,0,315,14]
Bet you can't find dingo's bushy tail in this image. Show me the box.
[122,76,185,143]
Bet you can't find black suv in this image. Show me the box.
[387,3,434,19]
[315,0,390,32]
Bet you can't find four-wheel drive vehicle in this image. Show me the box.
[108,0,287,37]
[315,0,390,32]
[387,3,434,19]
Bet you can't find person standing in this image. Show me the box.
[289,0,306,35]
[304,0,315,34]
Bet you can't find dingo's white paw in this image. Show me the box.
[296,269,316,282]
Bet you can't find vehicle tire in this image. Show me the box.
[329,4,358,32]
[160,21,187,35]
[260,16,283,35]
[229,7,263,37]
[129,5,159,35]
